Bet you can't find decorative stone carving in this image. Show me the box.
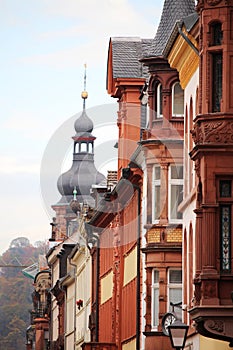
[206,0,222,5]
[191,119,233,145]
[205,319,224,333]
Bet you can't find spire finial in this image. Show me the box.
[73,186,77,201]
[81,63,88,110]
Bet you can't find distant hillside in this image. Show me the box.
[0,237,48,350]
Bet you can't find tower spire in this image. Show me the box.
[81,63,88,110]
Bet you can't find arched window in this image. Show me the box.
[157,83,163,118]
[172,82,184,117]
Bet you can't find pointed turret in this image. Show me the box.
[149,0,195,57]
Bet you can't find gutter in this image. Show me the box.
[177,23,199,56]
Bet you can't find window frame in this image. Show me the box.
[167,268,182,319]
[157,83,163,118]
[211,51,222,113]
[151,269,160,330]
[168,165,184,223]
[152,165,161,223]
[172,82,184,117]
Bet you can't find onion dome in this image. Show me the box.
[56,67,106,206]
[74,90,94,136]
[74,109,93,135]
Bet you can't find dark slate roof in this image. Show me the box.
[148,0,196,57]
[111,37,150,79]
[183,12,199,32]
[163,11,199,57]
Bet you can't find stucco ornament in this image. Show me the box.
[205,319,224,333]
[191,119,233,145]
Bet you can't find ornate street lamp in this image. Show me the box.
[168,319,189,350]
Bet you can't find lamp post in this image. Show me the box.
[168,319,189,350]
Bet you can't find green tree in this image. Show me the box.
[0,237,49,349]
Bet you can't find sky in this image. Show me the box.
[0,0,163,254]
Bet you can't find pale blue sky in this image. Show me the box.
[0,0,162,254]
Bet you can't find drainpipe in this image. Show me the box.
[95,235,100,343]
[133,183,141,350]
[68,256,77,350]
[85,223,100,343]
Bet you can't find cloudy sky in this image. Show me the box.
[0,0,162,254]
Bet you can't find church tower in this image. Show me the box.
[51,67,105,241]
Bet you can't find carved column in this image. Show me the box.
[194,208,203,279]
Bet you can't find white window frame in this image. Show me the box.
[152,165,161,223]
[167,269,182,319]
[172,82,184,117]
[168,165,183,223]
[151,269,159,330]
[157,83,163,118]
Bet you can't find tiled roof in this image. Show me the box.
[148,0,196,57]
[111,37,150,79]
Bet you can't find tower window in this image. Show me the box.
[220,180,231,198]
[211,22,222,46]
[212,53,222,112]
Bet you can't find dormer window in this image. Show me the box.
[172,82,184,117]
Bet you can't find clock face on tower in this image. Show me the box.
[161,312,177,336]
